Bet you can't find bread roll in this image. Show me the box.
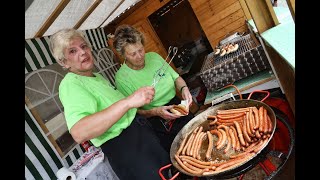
[231,44,239,52]
[170,104,189,116]
[214,48,220,55]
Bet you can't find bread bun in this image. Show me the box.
[231,43,239,52]
[214,48,220,55]
[170,104,189,116]
[220,49,226,57]
[226,45,233,54]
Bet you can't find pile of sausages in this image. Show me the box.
[174,106,273,176]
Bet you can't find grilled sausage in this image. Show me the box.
[217,129,227,150]
[229,128,236,150]
[263,108,269,133]
[258,106,264,132]
[179,155,215,166]
[242,116,252,143]
[186,133,196,156]
[182,133,194,155]
[217,125,231,153]
[216,121,238,126]
[196,132,207,160]
[234,121,246,146]
[230,126,241,151]
[210,129,222,146]
[191,126,203,157]
[175,155,203,175]
[206,131,214,161]
[255,130,261,139]
[182,158,214,170]
[216,112,246,119]
[207,115,217,120]
[217,116,243,123]
[217,108,250,115]
[246,112,254,137]
[209,119,218,126]
[183,161,203,171]
[244,141,259,153]
[249,108,256,136]
[252,107,260,130]
[267,115,273,133]
[224,134,232,154]
[176,134,188,156]
[215,156,249,171]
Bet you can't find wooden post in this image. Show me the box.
[243,0,279,34]
[244,0,295,116]
[286,0,295,22]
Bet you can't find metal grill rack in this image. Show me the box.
[200,34,257,72]
[199,34,270,92]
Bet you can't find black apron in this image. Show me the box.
[147,96,195,153]
[101,115,170,180]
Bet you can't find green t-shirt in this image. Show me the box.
[59,72,137,147]
[115,52,179,110]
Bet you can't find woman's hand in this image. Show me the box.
[126,86,155,108]
[155,105,181,120]
[181,87,193,107]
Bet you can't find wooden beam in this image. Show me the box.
[243,0,279,34]
[244,0,295,116]
[74,0,103,29]
[98,0,125,27]
[238,0,252,20]
[262,43,295,116]
[286,0,295,22]
[34,0,71,38]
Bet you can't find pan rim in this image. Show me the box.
[170,99,277,178]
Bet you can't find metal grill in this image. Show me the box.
[199,34,270,92]
[200,34,257,73]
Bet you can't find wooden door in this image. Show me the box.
[132,19,177,70]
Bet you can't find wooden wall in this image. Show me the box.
[189,0,249,48]
[107,0,249,56]
[117,0,172,58]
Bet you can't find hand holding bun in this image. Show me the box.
[170,104,189,116]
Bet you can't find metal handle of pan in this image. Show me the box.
[218,84,243,100]
[247,90,270,102]
[158,164,180,180]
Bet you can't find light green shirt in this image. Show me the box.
[59,72,137,147]
[115,52,179,110]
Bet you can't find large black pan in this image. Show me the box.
[167,91,276,179]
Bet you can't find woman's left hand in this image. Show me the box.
[181,87,193,107]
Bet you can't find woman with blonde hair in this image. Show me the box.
[50,28,170,180]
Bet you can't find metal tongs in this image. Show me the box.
[151,46,178,87]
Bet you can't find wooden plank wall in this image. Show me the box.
[117,0,171,58]
[189,0,249,48]
[114,0,248,54]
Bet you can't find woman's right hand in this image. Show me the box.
[126,86,155,108]
[155,105,181,120]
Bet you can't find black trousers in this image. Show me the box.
[147,96,195,153]
[100,115,170,180]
